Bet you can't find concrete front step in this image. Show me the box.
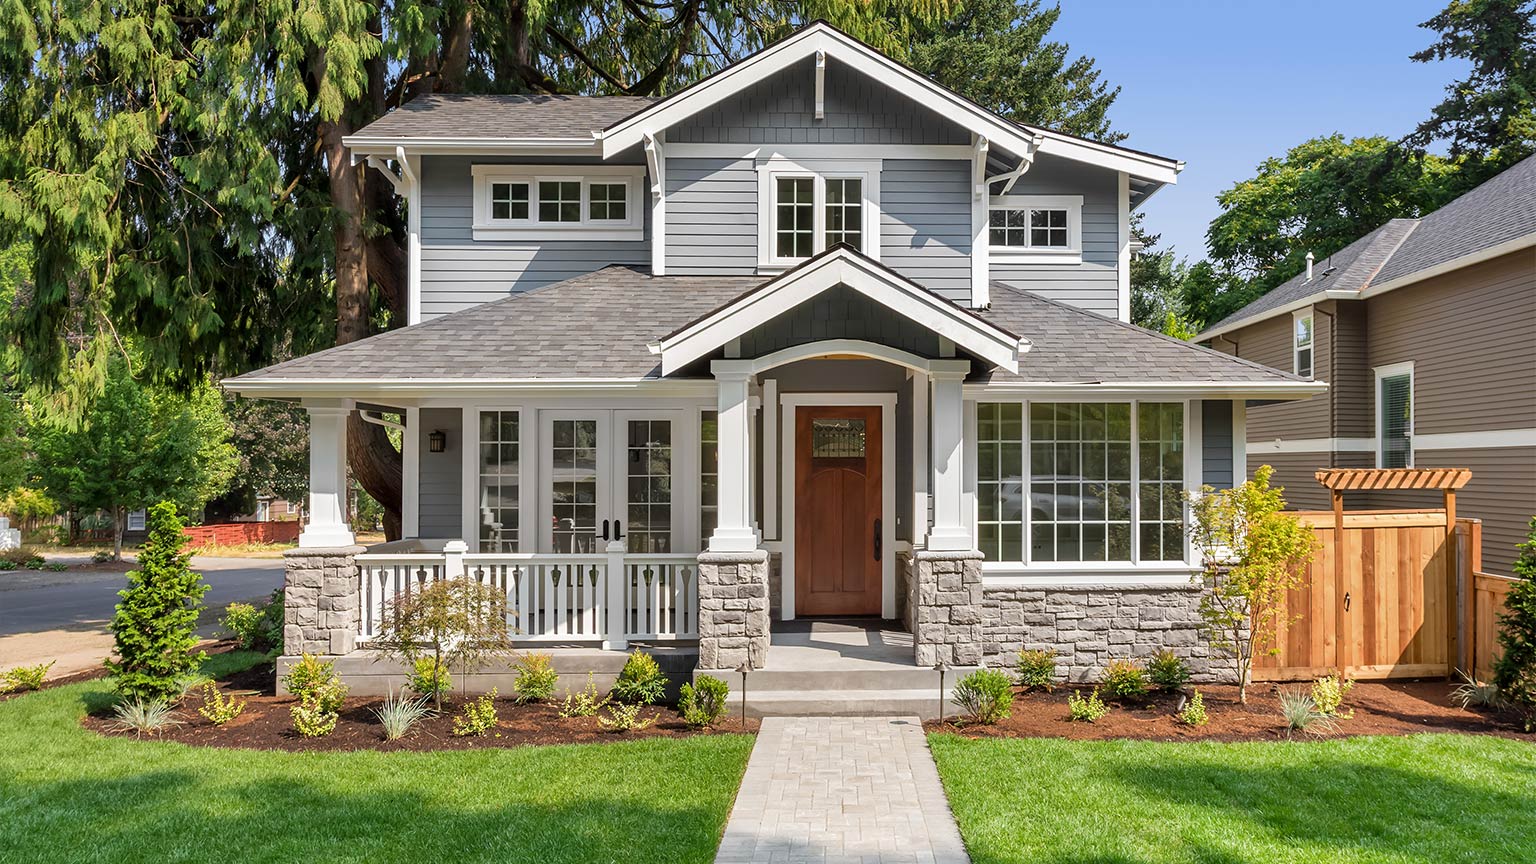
[741,688,964,721]
[737,666,979,691]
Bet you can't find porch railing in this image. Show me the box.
[354,545,698,648]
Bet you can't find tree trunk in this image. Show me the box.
[113,506,124,562]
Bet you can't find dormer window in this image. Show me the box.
[1293,311,1314,378]
[471,165,644,240]
[987,195,1082,264]
[756,159,880,269]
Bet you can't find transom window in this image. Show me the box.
[977,401,1186,566]
[1293,312,1314,378]
[757,160,880,267]
[471,166,643,239]
[987,195,1082,261]
[589,182,628,221]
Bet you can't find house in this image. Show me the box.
[226,22,1322,704]
[1197,155,1536,574]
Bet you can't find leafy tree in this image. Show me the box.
[1186,465,1317,703]
[1494,517,1536,731]
[1408,0,1536,182]
[908,0,1123,142]
[1129,220,1200,335]
[205,395,308,522]
[372,577,517,711]
[0,392,26,497]
[32,357,238,559]
[105,502,209,702]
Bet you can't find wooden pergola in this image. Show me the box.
[1314,467,1474,673]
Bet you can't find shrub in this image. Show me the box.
[1178,690,1209,726]
[610,649,667,705]
[372,690,432,741]
[453,688,500,737]
[175,672,213,701]
[1101,659,1149,700]
[598,701,655,732]
[196,683,246,725]
[1016,649,1057,691]
[113,698,181,736]
[513,653,560,703]
[41,561,67,571]
[372,577,516,712]
[1311,675,1354,717]
[104,503,208,702]
[291,702,339,738]
[1,548,44,568]
[1494,517,1536,731]
[679,675,730,728]
[282,654,348,712]
[0,559,13,570]
[1278,687,1337,736]
[221,590,283,653]
[0,661,54,694]
[1067,688,1110,722]
[91,550,114,564]
[953,668,1015,725]
[407,657,453,702]
[559,673,607,718]
[1148,649,1192,692]
[1451,669,1501,709]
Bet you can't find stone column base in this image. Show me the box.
[910,549,985,666]
[696,550,770,671]
[283,546,365,656]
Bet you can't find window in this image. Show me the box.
[977,401,1186,566]
[756,159,880,266]
[987,195,1082,262]
[775,177,815,259]
[477,411,520,553]
[490,182,529,221]
[1030,208,1068,247]
[588,182,627,221]
[625,419,673,554]
[538,180,581,222]
[824,178,863,251]
[255,500,271,522]
[126,509,146,532]
[1376,364,1414,468]
[700,411,718,547]
[1293,312,1314,378]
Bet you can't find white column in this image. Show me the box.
[927,368,971,551]
[401,406,420,538]
[298,400,357,548]
[911,370,929,548]
[709,363,758,553]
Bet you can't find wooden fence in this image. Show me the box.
[1252,510,1515,682]
[182,521,301,547]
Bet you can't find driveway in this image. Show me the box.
[0,556,285,678]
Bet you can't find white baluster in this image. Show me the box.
[604,541,627,650]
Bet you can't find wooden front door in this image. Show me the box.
[795,406,882,617]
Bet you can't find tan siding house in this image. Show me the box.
[1199,155,1536,573]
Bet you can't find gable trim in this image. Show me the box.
[654,247,1024,376]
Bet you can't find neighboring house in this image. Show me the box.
[226,23,1321,696]
[1198,154,1536,574]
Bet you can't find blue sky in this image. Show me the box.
[1051,0,1467,260]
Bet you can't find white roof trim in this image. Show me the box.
[344,136,600,157]
[654,247,1024,375]
[598,23,1182,185]
[1359,229,1536,299]
[964,380,1329,400]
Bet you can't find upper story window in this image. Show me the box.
[1375,362,1414,469]
[987,194,1082,264]
[756,159,880,269]
[471,165,643,240]
[1293,311,1314,378]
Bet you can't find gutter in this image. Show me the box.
[1194,289,1357,342]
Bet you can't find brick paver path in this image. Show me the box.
[715,717,971,864]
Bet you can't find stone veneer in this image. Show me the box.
[982,583,1234,683]
[909,549,985,666]
[282,546,364,656]
[696,550,771,671]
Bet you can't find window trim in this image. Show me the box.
[1373,361,1415,469]
[471,164,644,240]
[1292,310,1314,379]
[986,194,1083,264]
[755,158,882,269]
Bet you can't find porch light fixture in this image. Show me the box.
[428,430,447,453]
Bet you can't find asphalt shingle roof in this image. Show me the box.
[353,94,659,140]
[228,267,1300,387]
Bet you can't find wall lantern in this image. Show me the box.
[428,430,447,453]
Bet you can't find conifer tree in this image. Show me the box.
[1494,518,1536,731]
[105,502,208,702]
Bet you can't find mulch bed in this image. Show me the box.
[82,659,759,751]
[926,681,1535,742]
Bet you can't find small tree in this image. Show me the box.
[1493,517,1536,731]
[105,502,208,701]
[372,578,516,711]
[1187,465,1316,703]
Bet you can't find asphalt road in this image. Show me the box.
[0,556,286,639]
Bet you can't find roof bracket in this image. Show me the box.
[972,136,990,199]
[365,154,408,196]
[814,50,826,121]
[985,132,1045,195]
[643,132,663,200]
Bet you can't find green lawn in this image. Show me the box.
[929,733,1536,864]
[0,654,754,864]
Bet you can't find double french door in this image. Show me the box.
[539,410,687,555]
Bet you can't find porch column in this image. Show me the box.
[298,399,356,548]
[926,366,971,552]
[708,364,758,553]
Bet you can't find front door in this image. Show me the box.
[795,406,882,616]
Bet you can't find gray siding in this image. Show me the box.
[417,408,463,538]
[669,58,969,145]
[989,154,1121,316]
[419,155,650,318]
[665,157,756,275]
[1201,400,1234,490]
[881,159,971,301]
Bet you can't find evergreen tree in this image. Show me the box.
[105,502,209,702]
[1493,518,1536,731]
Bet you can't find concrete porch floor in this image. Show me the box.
[765,618,919,670]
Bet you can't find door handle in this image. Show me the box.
[601,519,610,542]
[873,518,882,562]
[614,520,624,541]
[1343,591,1351,612]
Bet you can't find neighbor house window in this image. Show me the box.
[471,166,643,239]
[1293,312,1314,378]
[1376,364,1414,468]
[757,160,880,266]
[477,410,520,553]
[987,195,1082,262]
[700,411,718,547]
[538,180,581,222]
[977,401,1186,566]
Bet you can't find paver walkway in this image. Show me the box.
[716,716,970,864]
